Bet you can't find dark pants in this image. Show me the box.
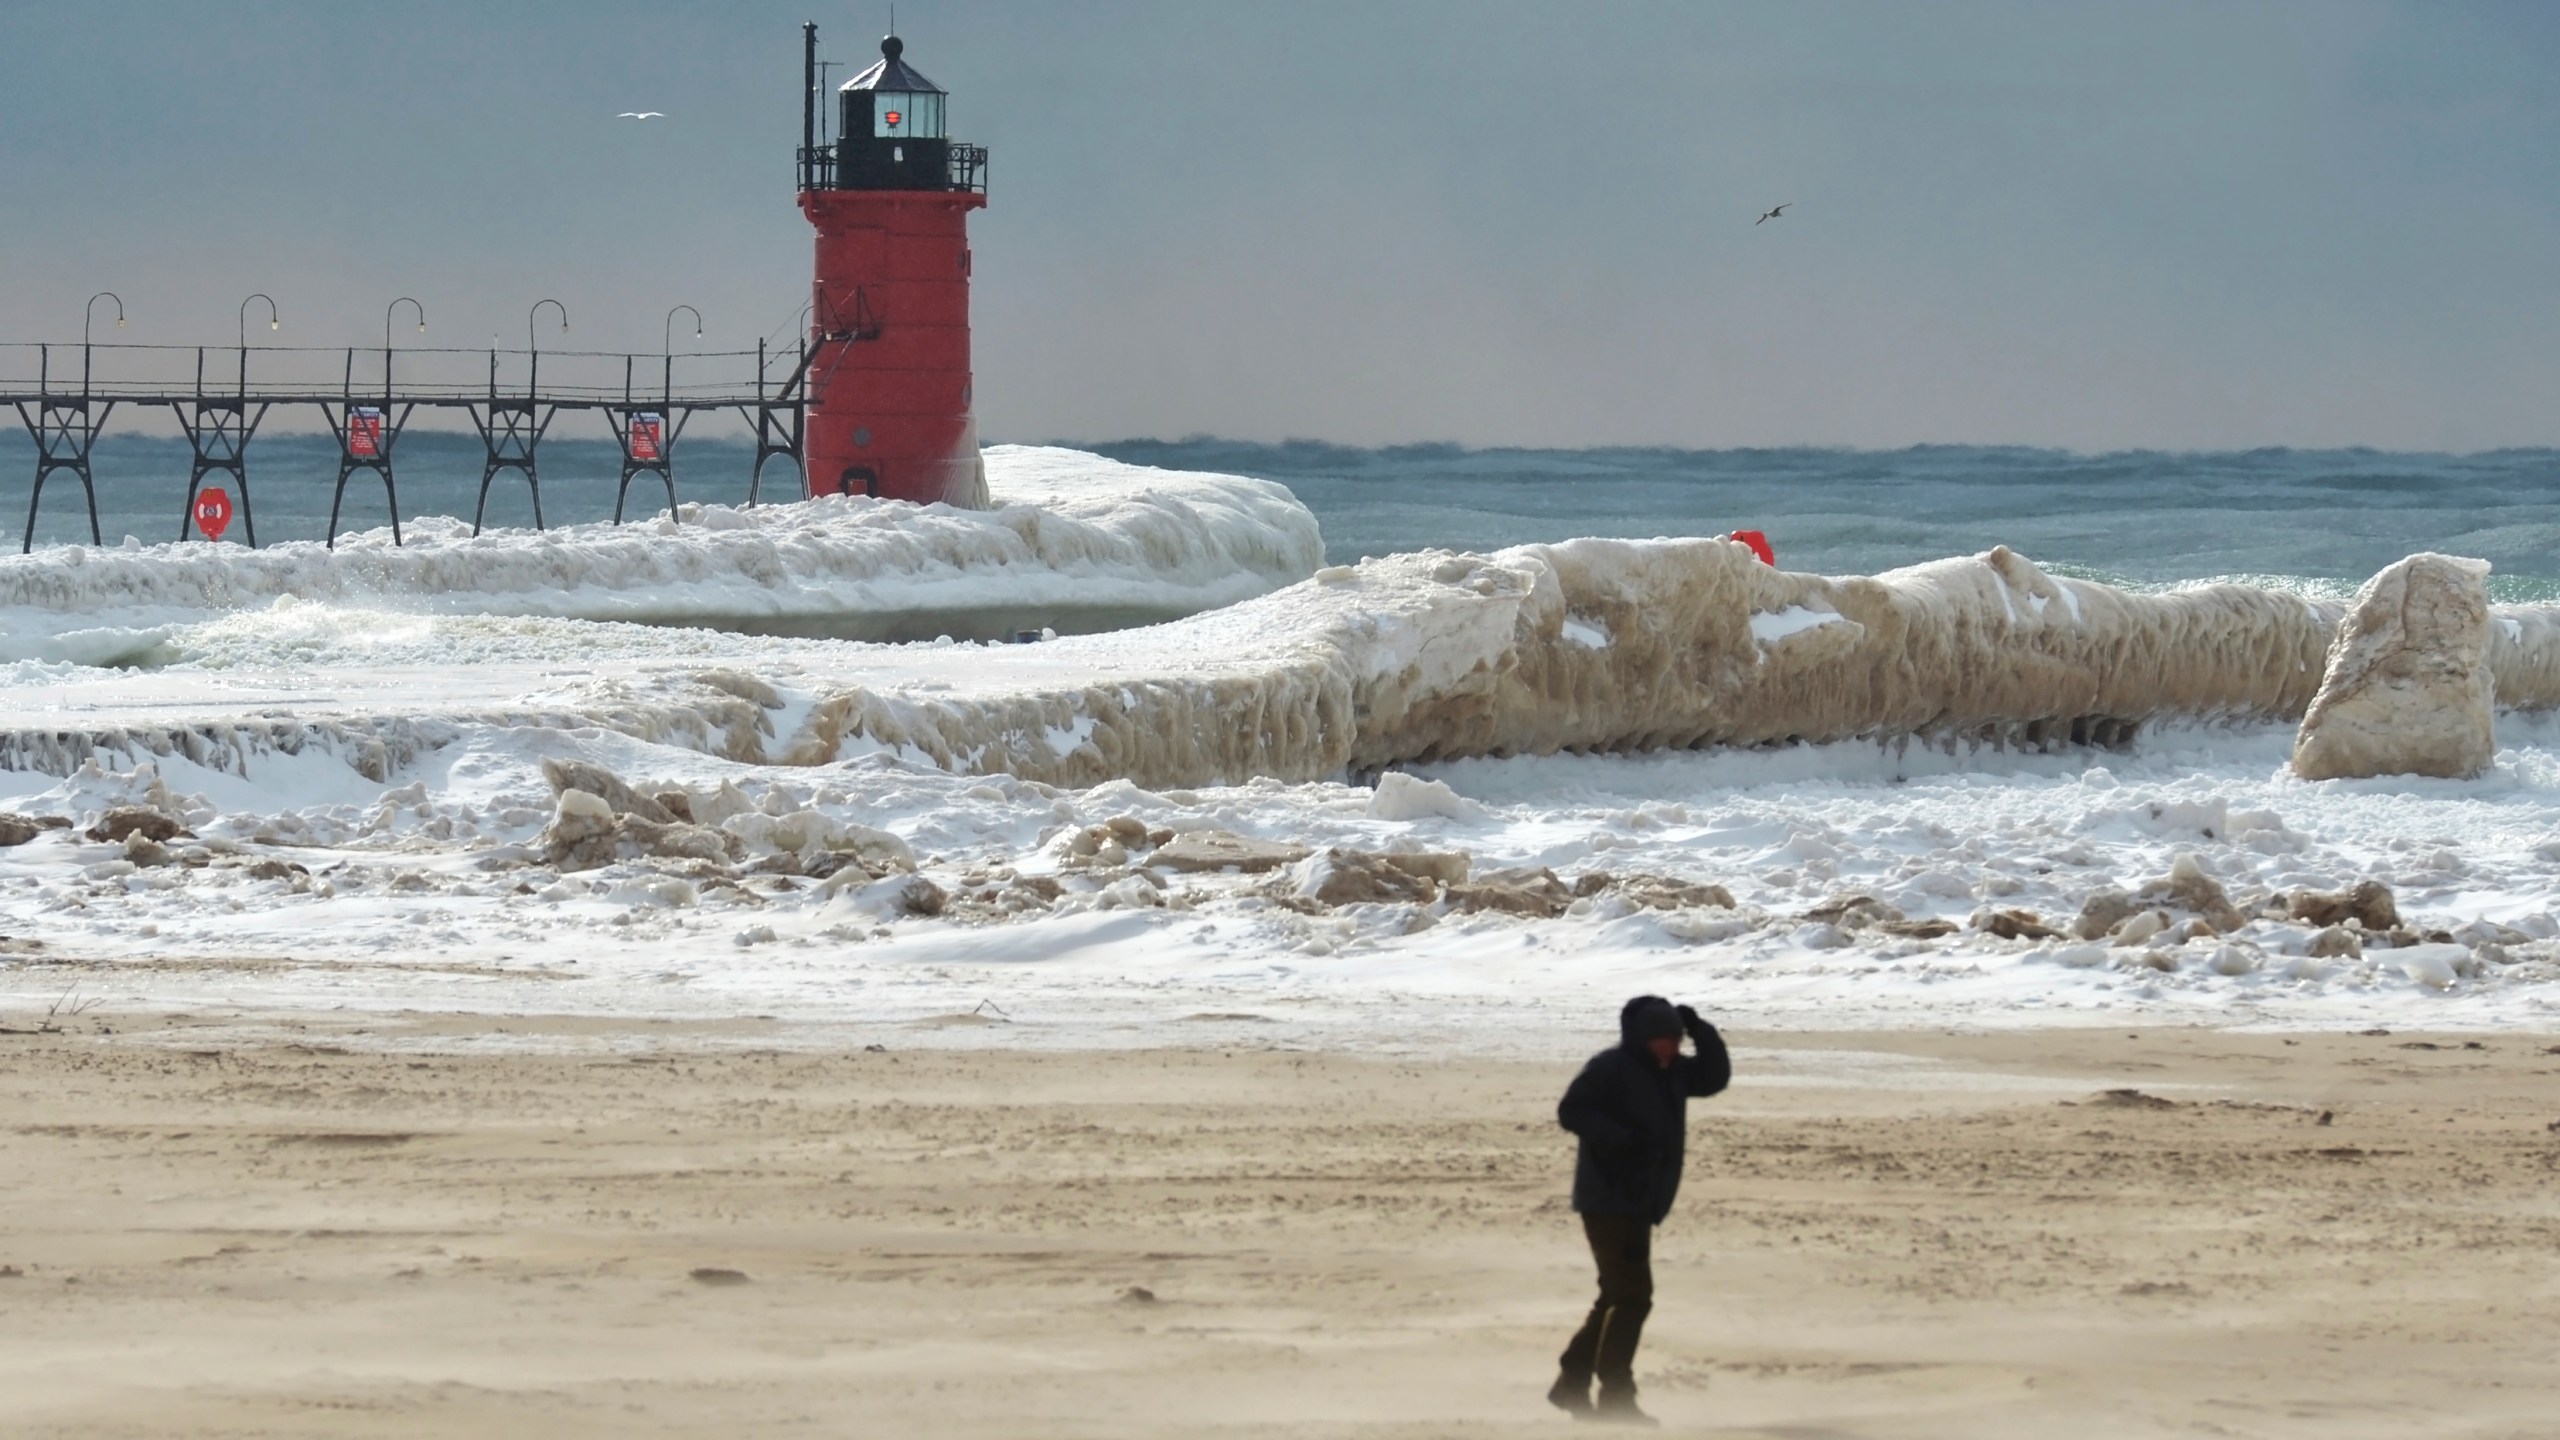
[1559,1212,1653,1390]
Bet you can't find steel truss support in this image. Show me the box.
[13,396,111,554]
[174,400,268,546]
[468,344,558,535]
[468,401,557,535]
[738,337,811,507]
[606,407,691,525]
[173,348,269,547]
[319,400,416,549]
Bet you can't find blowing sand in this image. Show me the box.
[4,1015,2558,1438]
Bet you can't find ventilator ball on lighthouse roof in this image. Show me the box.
[842,33,944,94]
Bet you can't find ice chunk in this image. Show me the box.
[1153,831,1309,874]
[2293,553,2496,781]
[1367,772,1488,823]
[2394,943,2467,990]
[2205,942,2261,976]
[725,810,915,872]
[607,875,697,908]
[1657,909,1754,944]
[2137,798,2230,841]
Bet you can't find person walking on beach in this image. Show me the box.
[1549,995,1731,1425]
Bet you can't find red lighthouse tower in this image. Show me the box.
[797,24,990,506]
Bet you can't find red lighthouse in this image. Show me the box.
[798,24,990,506]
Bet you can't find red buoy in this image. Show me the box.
[192,487,235,542]
[798,28,988,506]
[1731,529,1776,566]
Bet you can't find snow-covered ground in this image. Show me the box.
[3,447,2557,1050]
[4,712,2557,1052]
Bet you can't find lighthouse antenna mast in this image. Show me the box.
[801,22,818,189]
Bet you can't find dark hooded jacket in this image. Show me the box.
[1557,996,1731,1225]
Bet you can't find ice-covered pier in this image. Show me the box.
[1,328,813,551]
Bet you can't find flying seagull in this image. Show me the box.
[617,111,666,120]
[1756,203,1791,225]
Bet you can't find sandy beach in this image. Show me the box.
[6,1012,2556,1438]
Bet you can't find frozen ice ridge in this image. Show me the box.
[781,538,2560,789]
[0,445,1325,664]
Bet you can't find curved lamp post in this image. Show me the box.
[238,293,277,351]
[385,296,425,353]
[661,304,703,403]
[80,291,124,393]
[83,291,124,347]
[237,294,277,391]
[663,304,703,355]
[527,299,567,395]
[381,296,425,397]
[528,298,568,355]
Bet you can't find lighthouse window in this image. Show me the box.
[872,90,943,139]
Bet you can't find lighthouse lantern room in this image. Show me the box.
[797,24,989,506]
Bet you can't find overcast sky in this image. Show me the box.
[4,1,2557,450]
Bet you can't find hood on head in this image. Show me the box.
[1619,995,1681,1047]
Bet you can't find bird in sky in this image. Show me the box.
[1756,203,1791,225]
[617,111,666,120]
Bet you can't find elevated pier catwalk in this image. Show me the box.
[0,339,811,551]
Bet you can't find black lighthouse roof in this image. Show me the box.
[841,35,944,95]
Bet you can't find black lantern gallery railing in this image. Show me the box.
[797,141,987,196]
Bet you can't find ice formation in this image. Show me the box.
[0,445,1323,663]
[10,435,2560,1044]
[2291,553,2497,781]
[10,534,2560,794]
[777,537,2560,790]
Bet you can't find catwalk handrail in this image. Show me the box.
[0,342,770,358]
[0,383,782,404]
[0,341,808,409]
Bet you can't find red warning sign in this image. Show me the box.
[348,407,385,459]
[193,487,234,542]
[631,412,663,462]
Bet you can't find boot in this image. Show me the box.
[1547,1370,1593,1417]
[1588,1383,1658,1427]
